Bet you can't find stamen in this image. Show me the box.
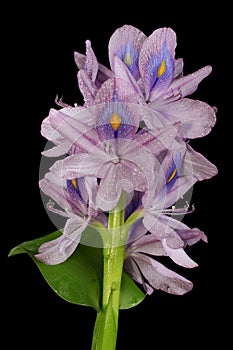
[152,202,195,216]
[55,95,71,108]
[47,200,69,217]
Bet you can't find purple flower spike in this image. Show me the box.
[33,24,218,308]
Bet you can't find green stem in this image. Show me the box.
[91,193,127,350]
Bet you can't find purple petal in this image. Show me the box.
[41,114,63,142]
[133,122,181,155]
[130,252,193,295]
[143,212,190,249]
[162,239,198,268]
[94,78,115,105]
[96,160,150,211]
[177,227,208,246]
[48,108,102,154]
[42,141,72,157]
[127,233,164,255]
[126,218,148,245]
[139,27,176,100]
[54,153,108,179]
[96,101,139,141]
[150,65,212,103]
[74,51,86,69]
[74,50,113,87]
[170,65,212,98]
[174,58,184,78]
[84,40,99,83]
[39,169,72,214]
[35,217,87,265]
[124,257,154,295]
[41,106,96,156]
[152,98,216,139]
[108,24,146,80]
[182,144,218,180]
[113,55,144,101]
[156,215,207,245]
[77,69,97,106]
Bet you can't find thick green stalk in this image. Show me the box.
[91,194,127,350]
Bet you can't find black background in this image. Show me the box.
[2,3,228,349]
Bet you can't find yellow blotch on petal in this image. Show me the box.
[124,52,133,67]
[167,168,177,183]
[157,59,166,78]
[71,179,78,189]
[110,112,121,131]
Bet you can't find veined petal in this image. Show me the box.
[177,227,208,246]
[181,144,218,180]
[132,122,181,155]
[74,51,114,87]
[139,27,176,100]
[151,65,212,103]
[113,55,144,101]
[130,252,193,295]
[94,78,116,105]
[48,108,102,154]
[42,141,72,157]
[156,214,207,245]
[108,24,146,80]
[174,58,184,78]
[35,217,87,264]
[170,65,212,98]
[40,162,88,217]
[124,256,154,295]
[39,170,73,214]
[142,212,185,249]
[157,176,196,210]
[84,40,99,83]
[41,106,96,155]
[95,101,139,141]
[152,98,216,139]
[77,69,97,106]
[127,233,197,268]
[54,152,108,179]
[95,63,114,86]
[74,51,86,70]
[162,239,198,268]
[96,160,150,212]
[41,115,63,142]
[127,234,164,255]
[126,218,148,245]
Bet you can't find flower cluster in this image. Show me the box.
[35,25,217,295]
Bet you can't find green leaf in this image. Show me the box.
[9,230,103,311]
[119,271,146,309]
[9,229,145,311]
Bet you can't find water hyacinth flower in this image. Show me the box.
[122,146,217,295]
[141,145,217,246]
[8,24,218,350]
[124,233,196,295]
[35,164,107,264]
[47,98,180,212]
